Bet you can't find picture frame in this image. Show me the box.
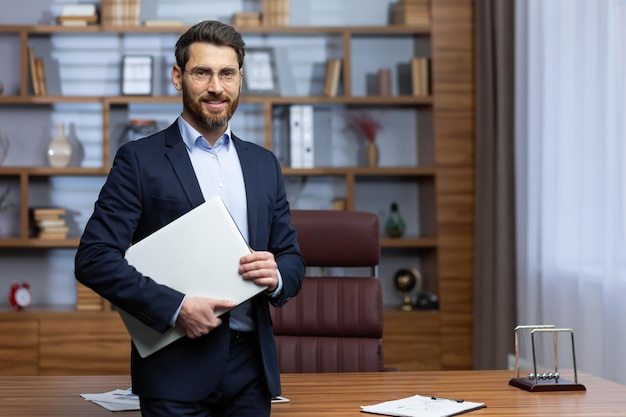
[242,47,279,95]
[121,55,153,95]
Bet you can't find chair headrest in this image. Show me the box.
[290,210,380,267]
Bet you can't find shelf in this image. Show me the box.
[0,24,430,36]
[282,167,436,176]
[0,167,107,176]
[0,237,436,250]
[0,167,433,177]
[381,237,437,248]
[0,95,433,106]
[0,238,80,248]
[0,305,111,316]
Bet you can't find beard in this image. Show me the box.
[181,82,240,129]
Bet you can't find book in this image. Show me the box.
[101,0,141,26]
[39,230,69,240]
[323,58,342,97]
[361,394,486,417]
[31,207,67,217]
[411,57,430,96]
[390,0,430,26]
[35,58,47,96]
[396,62,412,95]
[263,0,289,26]
[76,282,105,311]
[60,3,97,17]
[57,14,99,25]
[231,12,262,27]
[36,218,66,228]
[143,19,184,27]
[378,68,392,96]
[27,47,40,96]
[38,224,69,233]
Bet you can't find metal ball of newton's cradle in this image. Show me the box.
[528,372,560,380]
[393,268,421,311]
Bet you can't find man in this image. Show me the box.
[75,20,305,417]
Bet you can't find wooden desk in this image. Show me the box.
[1,371,625,416]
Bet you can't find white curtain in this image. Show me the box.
[516,0,626,384]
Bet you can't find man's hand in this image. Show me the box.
[239,251,279,293]
[176,297,236,339]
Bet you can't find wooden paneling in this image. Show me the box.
[39,315,130,375]
[0,320,38,375]
[383,310,441,371]
[432,0,475,371]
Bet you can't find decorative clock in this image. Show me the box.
[9,282,31,310]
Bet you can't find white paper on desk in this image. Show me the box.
[361,394,485,417]
[80,388,140,411]
[119,196,266,358]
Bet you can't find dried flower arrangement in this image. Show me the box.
[344,111,384,144]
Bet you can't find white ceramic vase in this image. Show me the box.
[47,123,72,167]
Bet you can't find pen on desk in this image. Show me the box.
[431,395,464,403]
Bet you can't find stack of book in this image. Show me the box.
[31,207,69,240]
[56,3,99,26]
[390,0,430,26]
[232,12,262,28]
[263,0,289,26]
[76,282,106,311]
[101,0,141,26]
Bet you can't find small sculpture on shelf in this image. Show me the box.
[0,187,13,213]
[0,186,14,237]
[47,122,73,168]
[393,268,422,311]
[0,129,9,166]
[385,202,406,238]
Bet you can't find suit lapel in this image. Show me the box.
[163,122,205,209]
[232,134,259,247]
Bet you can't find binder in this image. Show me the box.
[289,105,304,168]
[119,196,265,358]
[301,105,314,168]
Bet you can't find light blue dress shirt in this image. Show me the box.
[171,117,282,332]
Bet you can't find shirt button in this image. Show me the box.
[218,182,224,188]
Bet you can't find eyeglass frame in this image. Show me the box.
[183,65,243,87]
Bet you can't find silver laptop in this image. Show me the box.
[119,196,265,358]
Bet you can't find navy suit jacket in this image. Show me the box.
[75,122,305,401]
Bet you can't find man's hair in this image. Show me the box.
[175,20,246,69]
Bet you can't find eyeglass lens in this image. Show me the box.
[186,66,241,86]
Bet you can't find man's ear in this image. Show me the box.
[172,65,183,91]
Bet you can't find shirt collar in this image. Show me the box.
[177,116,232,151]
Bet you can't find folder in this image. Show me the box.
[118,196,266,358]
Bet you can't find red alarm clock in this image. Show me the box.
[9,282,31,310]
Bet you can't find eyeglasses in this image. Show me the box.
[184,66,242,86]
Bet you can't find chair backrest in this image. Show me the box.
[270,209,385,373]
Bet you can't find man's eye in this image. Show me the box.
[194,69,209,77]
[222,69,236,77]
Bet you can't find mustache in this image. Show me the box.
[202,93,228,101]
